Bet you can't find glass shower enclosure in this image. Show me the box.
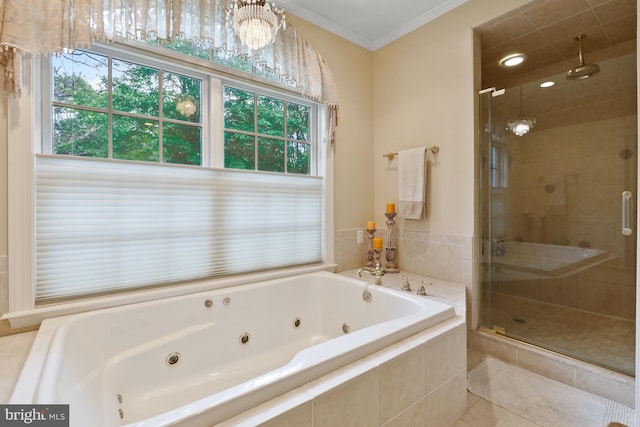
[478,51,637,376]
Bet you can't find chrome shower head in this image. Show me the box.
[567,34,600,80]
[567,63,601,80]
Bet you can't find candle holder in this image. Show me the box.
[384,212,399,273]
[373,248,383,269]
[365,228,377,268]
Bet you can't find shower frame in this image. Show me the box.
[477,72,638,376]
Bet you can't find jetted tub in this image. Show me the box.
[11,271,455,427]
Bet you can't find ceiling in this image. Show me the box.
[280,0,637,131]
[276,0,468,51]
[476,0,637,131]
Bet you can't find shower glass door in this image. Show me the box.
[479,51,637,376]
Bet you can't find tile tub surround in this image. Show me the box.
[334,230,473,289]
[220,319,467,427]
[470,329,635,409]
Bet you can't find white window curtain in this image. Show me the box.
[0,0,339,113]
[35,155,323,302]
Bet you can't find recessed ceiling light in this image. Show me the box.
[499,53,527,67]
[540,81,555,88]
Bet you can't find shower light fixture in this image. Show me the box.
[507,85,536,137]
[232,0,286,50]
[499,53,527,67]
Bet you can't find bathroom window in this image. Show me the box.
[490,143,509,188]
[5,42,329,318]
[43,45,317,174]
[224,86,312,174]
[48,49,204,165]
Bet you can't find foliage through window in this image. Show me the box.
[52,49,203,165]
[224,86,312,174]
[147,37,286,84]
[49,46,316,175]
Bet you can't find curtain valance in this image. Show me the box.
[0,0,339,110]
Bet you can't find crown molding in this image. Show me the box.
[283,0,469,51]
[283,3,375,50]
[371,0,469,50]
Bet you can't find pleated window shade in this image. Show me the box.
[35,155,324,303]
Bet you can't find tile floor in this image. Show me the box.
[458,349,542,427]
[461,349,635,427]
[485,292,635,375]
[454,391,542,427]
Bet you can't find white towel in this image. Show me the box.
[398,147,427,220]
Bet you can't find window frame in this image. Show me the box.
[5,42,334,328]
[40,43,320,175]
[221,80,318,174]
[41,44,214,167]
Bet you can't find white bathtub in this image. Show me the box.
[489,241,615,278]
[11,271,455,427]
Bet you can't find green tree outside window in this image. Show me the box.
[52,50,202,165]
[223,86,311,174]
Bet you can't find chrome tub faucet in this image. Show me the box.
[357,261,385,286]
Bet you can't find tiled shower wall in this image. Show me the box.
[488,115,638,320]
[334,229,477,328]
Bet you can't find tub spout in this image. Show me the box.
[357,262,385,286]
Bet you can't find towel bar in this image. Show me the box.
[383,146,439,160]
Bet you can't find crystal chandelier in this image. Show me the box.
[507,117,536,136]
[176,95,197,118]
[506,85,535,136]
[232,0,286,50]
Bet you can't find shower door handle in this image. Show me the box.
[622,191,633,236]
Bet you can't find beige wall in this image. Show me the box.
[371,0,531,237]
[286,15,375,232]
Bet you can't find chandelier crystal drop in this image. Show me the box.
[507,117,536,136]
[232,0,286,50]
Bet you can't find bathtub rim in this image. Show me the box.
[2,263,337,329]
